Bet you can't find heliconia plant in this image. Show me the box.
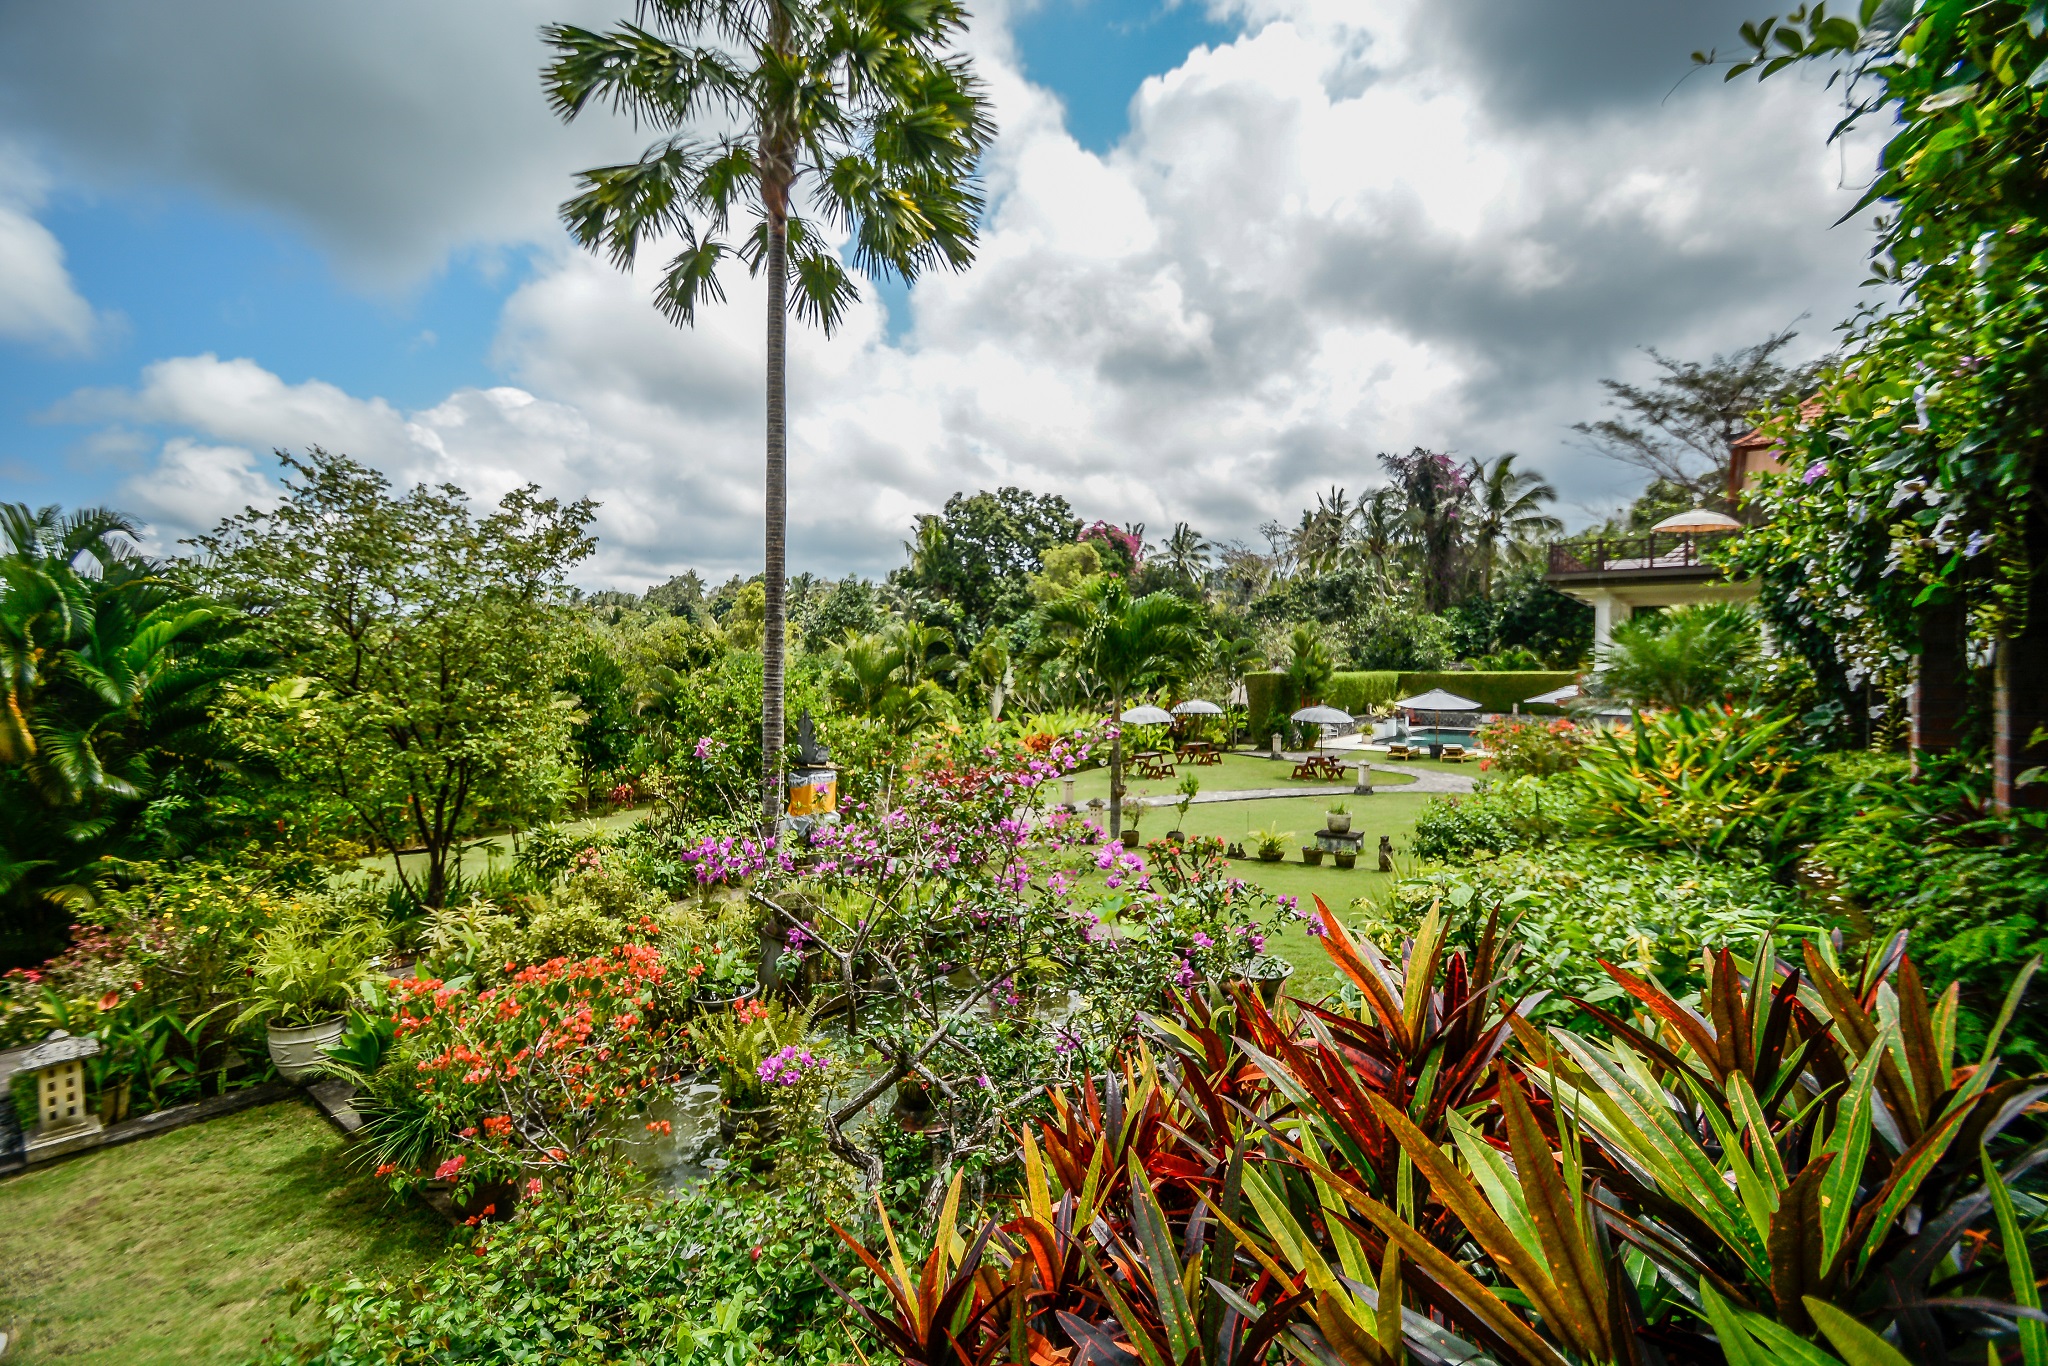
[835,898,2048,1366]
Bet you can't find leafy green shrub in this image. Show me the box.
[1474,715,1590,776]
[1592,600,1761,708]
[270,1168,884,1366]
[1354,844,1811,1013]
[1567,704,1813,868]
[1804,755,2048,1064]
[1408,777,1575,859]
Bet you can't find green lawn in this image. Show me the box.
[353,803,652,884]
[1065,750,1418,803]
[0,1100,457,1365]
[1070,790,1437,998]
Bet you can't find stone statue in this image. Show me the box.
[795,710,831,767]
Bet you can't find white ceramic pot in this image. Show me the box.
[1325,813,1352,834]
[267,1017,346,1082]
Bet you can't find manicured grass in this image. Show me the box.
[353,804,652,883]
[1066,751,1417,803]
[1069,791,1435,998]
[0,1100,457,1365]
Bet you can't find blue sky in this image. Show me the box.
[0,0,1874,585]
[2,0,1238,515]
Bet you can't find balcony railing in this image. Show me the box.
[1546,530,1738,578]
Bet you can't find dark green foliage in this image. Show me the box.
[270,1169,884,1366]
[561,628,639,800]
[1336,599,1455,671]
[641,571,706,620]
[799,574,883,653]
[1371,843,1805,1012]
[1408,776,1575,860]
[897,488,1078,633]
[1,504,244,965]
[1442,566,1592,668]
[1246,567,1377,626]
[1807,753,2048,1066]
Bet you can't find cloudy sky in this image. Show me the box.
[0,0,1877,589]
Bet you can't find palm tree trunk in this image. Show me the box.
[760,203,789,832]
[1109,687,1125,841]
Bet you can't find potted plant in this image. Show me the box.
[1240,955,1295,1006]
[235,919,384,1082]
[1251,827,1291,863]
[1333,849,1358,870]
[1172,773,1200,838]
[1324,801,1351,835]
[1300,844,1325,866]
[1120,802,1144,849]
[690,997,815,1147]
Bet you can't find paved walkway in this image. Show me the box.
[1127,761,1474,805]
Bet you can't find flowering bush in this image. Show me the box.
[1474,714,1590,776]
[357,933,681,1194]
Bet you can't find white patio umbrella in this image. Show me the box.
[1170,699,1224,715]
[1290,704,1353,756]
[1118,705,1176,727]
[1394,689,1480,712]
[1522,683,1581,708]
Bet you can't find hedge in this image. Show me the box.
[1392,671,1578,715]
[1242,668,1579,740]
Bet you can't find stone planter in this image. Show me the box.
[1258,849,1284,863]
[267,1017,346,1083]
[1333,852,1357,870]
[1119,829,1141,849]
[1324,812,1352,834]
[95,1080,132,1124]
[1300,847,1324,866]
[1241,958,1296,1007]
[719,1101,782,1148]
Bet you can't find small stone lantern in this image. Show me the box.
[20,1029,104,1162]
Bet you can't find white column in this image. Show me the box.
[1591,592,1632,658]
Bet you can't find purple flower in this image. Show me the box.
[1803,460,1828,484]
[1192,931,1214,949]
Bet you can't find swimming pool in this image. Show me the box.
[1380,729,1477,747]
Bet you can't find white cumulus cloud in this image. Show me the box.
[63,0,1880,586]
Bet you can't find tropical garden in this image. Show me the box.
[3,1,2048,1364]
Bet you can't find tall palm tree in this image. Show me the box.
[1036,578,1201,839]
[1351,486,1405,581]
[1466,453,1563,599]
[1157,522,1213,587]
[544,0,993,828]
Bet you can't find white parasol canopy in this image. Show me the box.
[1395,689,1480,712]
[1171,698,1225,715]
[1290,705,1353,725]
[1651,508,1741,534]
[1523,684,1581,706]
[1119,705,1176,726]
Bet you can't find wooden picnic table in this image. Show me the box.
[1289,754,1347,781]
[1131,750,1176,779]
[1175,740,1222,766]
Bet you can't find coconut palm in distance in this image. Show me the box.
[542,0,993,827]
[1035,577,1201,841]
[1467,452,1563,598]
